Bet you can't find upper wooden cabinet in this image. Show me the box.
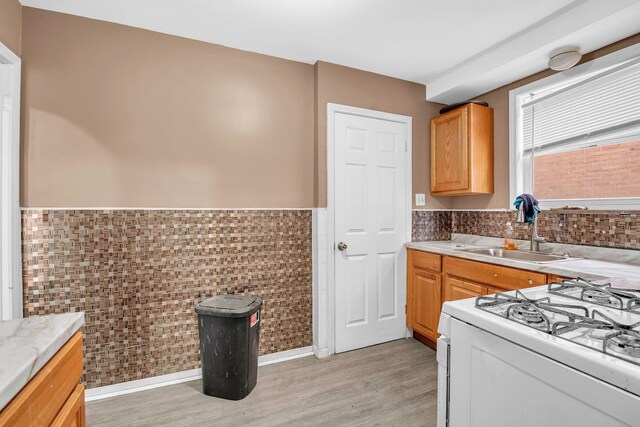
[430,104,494,195]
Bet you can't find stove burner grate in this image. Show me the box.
[477,291,590,333]
[547,277,640,310]
[507,303,548,329]
[475,289,640,366]
[604,331,640,358]
[582,288,616,306]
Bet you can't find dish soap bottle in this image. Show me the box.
[504,222,516,250]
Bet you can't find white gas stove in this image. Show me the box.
[437,278,640,427]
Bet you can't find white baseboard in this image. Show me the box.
[85,346,314,402]
[85,368,203,402]
[256,346,314,366]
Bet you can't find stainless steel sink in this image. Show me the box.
[457,248,575,263]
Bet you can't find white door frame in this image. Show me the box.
[314,103,412,357]
[0,42,22,320]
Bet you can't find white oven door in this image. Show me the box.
[448,318,640,427]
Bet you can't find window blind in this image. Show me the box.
[522,57,640,153]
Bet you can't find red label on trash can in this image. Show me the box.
[250,311,259,327]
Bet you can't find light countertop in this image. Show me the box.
[0,312,84,410]
[407,235,640,285]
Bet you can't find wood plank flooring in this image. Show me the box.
[86,338,437,426]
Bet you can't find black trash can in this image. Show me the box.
[195,294,262,400]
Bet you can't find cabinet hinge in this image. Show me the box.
[405,304,407,314]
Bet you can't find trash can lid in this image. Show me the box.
[195,295,262,318]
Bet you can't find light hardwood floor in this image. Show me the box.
[86,338,437,426]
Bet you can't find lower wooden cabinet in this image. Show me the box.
[443,277,514,302]
[0,332,85,427]
[407,248,567,349]
[407,249,442,346]
[411,269,441,340]
[444,277,486,301]
[51,384,86,427]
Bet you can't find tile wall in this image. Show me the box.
[411,210,452,241]
[22,209,312,388]
[414,210,640,250]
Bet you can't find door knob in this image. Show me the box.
[337,242,348,251]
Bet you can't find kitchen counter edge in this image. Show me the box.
[0,312,85,410]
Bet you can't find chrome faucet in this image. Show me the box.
[516,203,546,252]
[530,217,546,252]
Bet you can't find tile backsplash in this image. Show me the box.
[22,209,312,389]
[414,210,640,250]
[412,210,452,241]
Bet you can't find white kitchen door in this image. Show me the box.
[333,111,408,353]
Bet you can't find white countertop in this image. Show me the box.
[0,312,84,410]
[407,235,640,285]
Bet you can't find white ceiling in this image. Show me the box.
[18,0,640,103]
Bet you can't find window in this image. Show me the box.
[510,44,640,209]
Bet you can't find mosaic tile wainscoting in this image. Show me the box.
[412,209,640,250]
[22,209,312,389]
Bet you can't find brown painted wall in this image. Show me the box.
[0,0,21,55]
[22,7,638,211]
[21,8,314,208]
[449,33,640,209]
[314,61,450,209]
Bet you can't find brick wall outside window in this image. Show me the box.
[534,140,640,200]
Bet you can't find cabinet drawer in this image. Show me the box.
[444,256,546,290]
[410,249,441,272]
[0,332,83,426]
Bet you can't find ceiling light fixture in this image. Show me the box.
[548,50,582,71]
